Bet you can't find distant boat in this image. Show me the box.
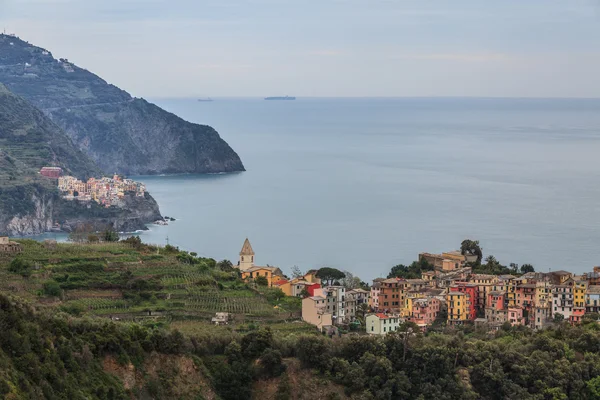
[198,97,213,102]
[265,96,296,101]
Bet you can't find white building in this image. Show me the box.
[552,285,574,320]
[366,313,402,335]
[314,286,346,324]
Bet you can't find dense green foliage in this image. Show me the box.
[0,293,189,399]
[461,239,483,264]
[387,258,434,279]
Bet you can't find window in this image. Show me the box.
[383,327,386,332]
[371,326,374,332]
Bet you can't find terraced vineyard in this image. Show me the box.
[62,298,130,314]
[0,240,300,329]
[180,289,276,317]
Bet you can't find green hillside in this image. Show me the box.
[0,83,100,184]
[0,240,302,327]
[4,240,600,399]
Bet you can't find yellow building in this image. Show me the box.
[236,238,284,286]
[470,274,498,309]
[241,267,284,287]
[447,291,468,325]
[574,280,588,309]
[535,281,552,306]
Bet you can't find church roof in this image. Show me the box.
[240,238,255,256]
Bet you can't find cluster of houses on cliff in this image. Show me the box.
[58,175,146,207]
[235,239,600,335]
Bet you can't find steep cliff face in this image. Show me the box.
[0,34,245,175]
[0,184,55,236]
[0,184,162,236]
[55,192,162,234]
[0,83,162,236]
[50,98,245,175]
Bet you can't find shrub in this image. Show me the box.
[258,348,286,378]
[8,257,32,277]
[43,281,62,297]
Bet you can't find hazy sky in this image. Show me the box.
[1,0,600,97]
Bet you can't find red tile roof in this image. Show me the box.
[376,313,389,319]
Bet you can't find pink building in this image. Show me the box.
[411,297,441,329]
[508,307,524,326]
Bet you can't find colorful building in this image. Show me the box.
[571,280,588,324]
[369,278,383,310]
[450,282,478,320]
[366,313,402,335]
[379,277,403,312]
[40,166,63,178]
[552,285,574,321]
[411,297,441,329]
[302,296,333,331]
[585,285,600,314]
[447,291,468,325]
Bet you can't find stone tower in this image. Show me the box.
[239,238,255,271]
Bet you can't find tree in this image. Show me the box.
[241,328,273,359]
[103,228,119,242]
[387,259,433,279]
[316,267,346,286]
[122,236,143,249]
[68,223,93,243]
[553,313,565,323]
[255,276,269,286]
[520,264,535,274]
[217,259,234,272]
[291,265,304,279]
[341,271,363,289]
[258,348,286,378]
[461,239,483,264]
[8,257,32,278]
[43,281,62,297]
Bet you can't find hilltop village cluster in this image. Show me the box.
[235,239,600,334]
[58,174,146,207]
[39,167,147,207]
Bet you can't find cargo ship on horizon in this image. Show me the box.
[264,96,296,100]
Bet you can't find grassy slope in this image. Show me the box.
[0,240,302,327]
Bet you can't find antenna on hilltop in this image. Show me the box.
[166,236,170,246]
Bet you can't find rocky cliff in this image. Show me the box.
[0,84,161,236]
[0,34,245,175]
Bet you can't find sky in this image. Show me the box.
[1,0,600,98]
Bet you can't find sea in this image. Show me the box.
[38,97,600,281]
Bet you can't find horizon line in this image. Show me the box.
[149,95,600,101]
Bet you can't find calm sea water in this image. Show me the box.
[54,98,600,281]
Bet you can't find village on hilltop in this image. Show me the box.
[234,238,600,334]
[40,166,146,207]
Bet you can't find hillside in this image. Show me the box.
[0,84,161,235]
[0,34,245,175]
[0,83,99,182]
[3,240,600,399]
